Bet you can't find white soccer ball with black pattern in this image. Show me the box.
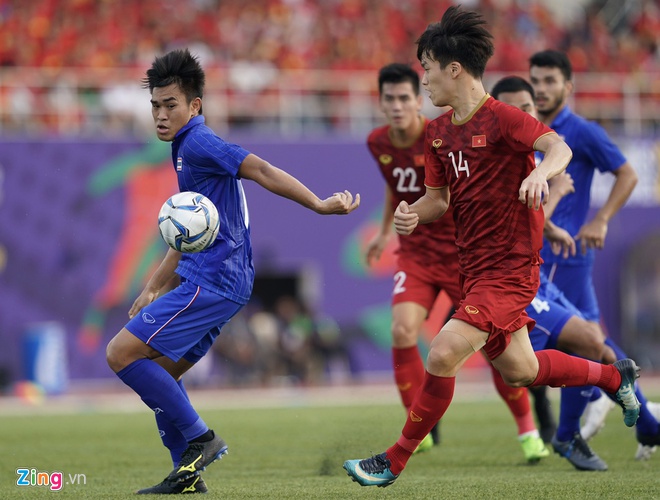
[158,191,220,253]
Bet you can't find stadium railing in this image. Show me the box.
[0,67,658,137]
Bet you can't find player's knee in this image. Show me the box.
[391,321,419,348]
[426,344,460,374]
[106,337,129,373]
[578,323,606,361]
[505,374,536,387]
[498,365,537,387]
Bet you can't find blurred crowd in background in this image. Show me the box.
[0,0,660,136]
[1,0,660,73]
[185,295,353,388]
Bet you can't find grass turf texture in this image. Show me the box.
[1,398,658,499]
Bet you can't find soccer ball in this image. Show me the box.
[158,191,220,253]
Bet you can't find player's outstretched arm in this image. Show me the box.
[520,133,572,209]
[129,248,181,318]
[239,154,360,215]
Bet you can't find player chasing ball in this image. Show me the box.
[105,48,359,495]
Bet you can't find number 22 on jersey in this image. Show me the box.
[392,167,421,193]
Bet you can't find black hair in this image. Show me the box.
[529,50,572,81]
[416,6,494,78]
[378,63,420,95]
[143,49,205,113]
[491,76,535,100]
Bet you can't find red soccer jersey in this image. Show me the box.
[424,96,553,277]
[367,119,457,266]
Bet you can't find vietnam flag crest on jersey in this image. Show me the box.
[472,135,486,147]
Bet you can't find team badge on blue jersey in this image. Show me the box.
[176,157,183,171]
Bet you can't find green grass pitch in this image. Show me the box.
[1,395,658,498]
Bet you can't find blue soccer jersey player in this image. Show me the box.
[530,50,659,460]
[528,269,660,464]
[105,49,360,495]
[492,76,615,469]
[526,272,613,470]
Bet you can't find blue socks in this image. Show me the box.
[117,359,209,443]
[556,385,593,442]
[156,379,190,467]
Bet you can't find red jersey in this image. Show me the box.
[367,119,458,266]
[424,96,553,277]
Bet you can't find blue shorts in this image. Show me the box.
[526,279,583,351]
[541,262,600,321]
[125,280,243,363]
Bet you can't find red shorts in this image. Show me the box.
[452,266,539,360]
[392,255,461,310]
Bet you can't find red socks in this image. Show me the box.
[386,372,455,474]
[384,349,623,477]
[392,346,425,409]
[533,350,621,393]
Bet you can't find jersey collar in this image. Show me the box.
[550,105,572,129]
[451,93,490,125]
[175,115,205,139]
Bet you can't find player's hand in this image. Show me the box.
[544,223,576,259]
[519,170,549,210]
[548,172,574,198]
[128,289,159,319]
[394,201,419,235]
[575,216,608,254]
[365,233,390,266]
[318,190,360,214]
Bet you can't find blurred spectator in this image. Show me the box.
[1,0,659,134]
[1,0,658,73]
[274,295,314,384]
[211,295,351,387]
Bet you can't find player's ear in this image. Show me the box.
[450,62,461,78]
[565,79,574,95]
[190,96,202,117]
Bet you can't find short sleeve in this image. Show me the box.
[183,134,250,177]
[424,124,448,188]
[497,102,553,153]
[578,121,627,173]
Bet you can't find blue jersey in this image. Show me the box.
[539,106,626,267]
[170,115,254,304]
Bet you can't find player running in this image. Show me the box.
[365,63,548,461]
[343,6,641,488]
